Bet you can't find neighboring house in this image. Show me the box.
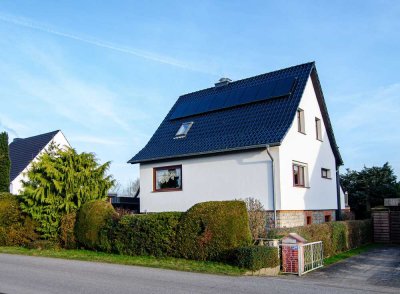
[9,130,70,195]
[128,62,347,228]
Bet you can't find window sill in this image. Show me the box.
[316,138,323,142]
[152,188,182,193]
[321,177,332,180]
[293,185,310,189]
[298,131,306,135]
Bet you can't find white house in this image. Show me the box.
[128,62,347,228]
[9,130,70,195]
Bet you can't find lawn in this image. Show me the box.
[0,246,245,276]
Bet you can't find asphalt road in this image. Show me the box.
[0,246,399,294]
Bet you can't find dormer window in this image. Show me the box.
[297,108,305,134]
[175,122,193,138]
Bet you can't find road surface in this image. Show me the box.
[0,246,399,294]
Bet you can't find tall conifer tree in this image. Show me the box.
[0,132,10,192]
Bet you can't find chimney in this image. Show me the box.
[214,77,232,87]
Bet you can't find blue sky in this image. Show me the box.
[0,0,399,186]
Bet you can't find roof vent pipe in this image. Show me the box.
[214,77,232,87]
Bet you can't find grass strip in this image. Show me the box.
[323,243,382,266]
[0,246,245,276]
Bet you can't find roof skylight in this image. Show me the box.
[175,122,193,138]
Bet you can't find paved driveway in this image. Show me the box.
[0,245,398,294]
[288,245,400,292]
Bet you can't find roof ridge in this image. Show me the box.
[180,61,315,99]
[11,130,59,142]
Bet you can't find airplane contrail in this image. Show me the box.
[0,13,215,75]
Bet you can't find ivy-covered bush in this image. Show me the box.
[176,201,252,261]
[100,212,183,256]
[75,200,116,249]
[229,246,279,271]
[0,192,38,246]
[267,219,372,257]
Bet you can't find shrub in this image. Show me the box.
[229,246,279,271]
[267,219,372,258]
[75,200,116,249]
[0,193,38,246]
[244,197,267,240]
[176,201,252,261]
[60,212,77,249]
[27,240,58,250]
[101,212,183,256]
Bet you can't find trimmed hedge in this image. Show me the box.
[0,192,38,246]
[176,201,252,261]
[267,219,372,257]
[75,200,116,249]
[229,246,279,271]
[100,212,183,257]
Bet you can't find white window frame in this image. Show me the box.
[174,122,193,138]
[293,161,309,188]
[297,108,305,134]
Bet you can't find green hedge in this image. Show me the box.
[267,219,372,257]
[229,246,279,271]
[100,212,183,257]
[176,201,252,261]
[0,192,38,246]
[75,200,116,249]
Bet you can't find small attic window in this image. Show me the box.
[175,122,193,138]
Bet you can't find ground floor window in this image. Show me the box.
[153,165,182,192]
[306,216,312,225]
[325,215,331,222]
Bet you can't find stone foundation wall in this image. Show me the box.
[265,210,336,228]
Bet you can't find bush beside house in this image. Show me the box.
[75,200,117,250]
[0,192,38,246]
[100,212,183,256]
[176,201,252,261]
[229,246,279,271]
[267,219,372,257]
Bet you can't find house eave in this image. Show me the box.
[128,142,281,164]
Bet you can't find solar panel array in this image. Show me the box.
[169,76,297,120]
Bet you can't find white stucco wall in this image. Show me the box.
[278,76,344,210]
[10,131,70,195]
[139,148,279,212]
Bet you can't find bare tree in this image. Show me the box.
[244,197,266,240]
[122,178,140,197]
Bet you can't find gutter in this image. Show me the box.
[128,143,281,164]
[265,145,277,228]
[335,166,342,220]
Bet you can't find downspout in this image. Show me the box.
[266,145,277,228]
[335,165,342,221]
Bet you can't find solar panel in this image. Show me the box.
[169,76,296,120]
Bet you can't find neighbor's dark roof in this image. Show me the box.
[128,62,343,165]
[9,130,59,181]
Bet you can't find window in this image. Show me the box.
[306,216,312,225]
[315,118,322,141]
[175,122,193,138]
[325,215,331,222]
[153,165,182,192]
[297,108,305,134]
[293,162,308,187]
[321,168,331,179]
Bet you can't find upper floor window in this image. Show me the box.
[153,165,182,192]
[297,109,305,134]
[321,168,331,179]
[293,162,308,187]
[315,118,322,141]
[175,122,193,139]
